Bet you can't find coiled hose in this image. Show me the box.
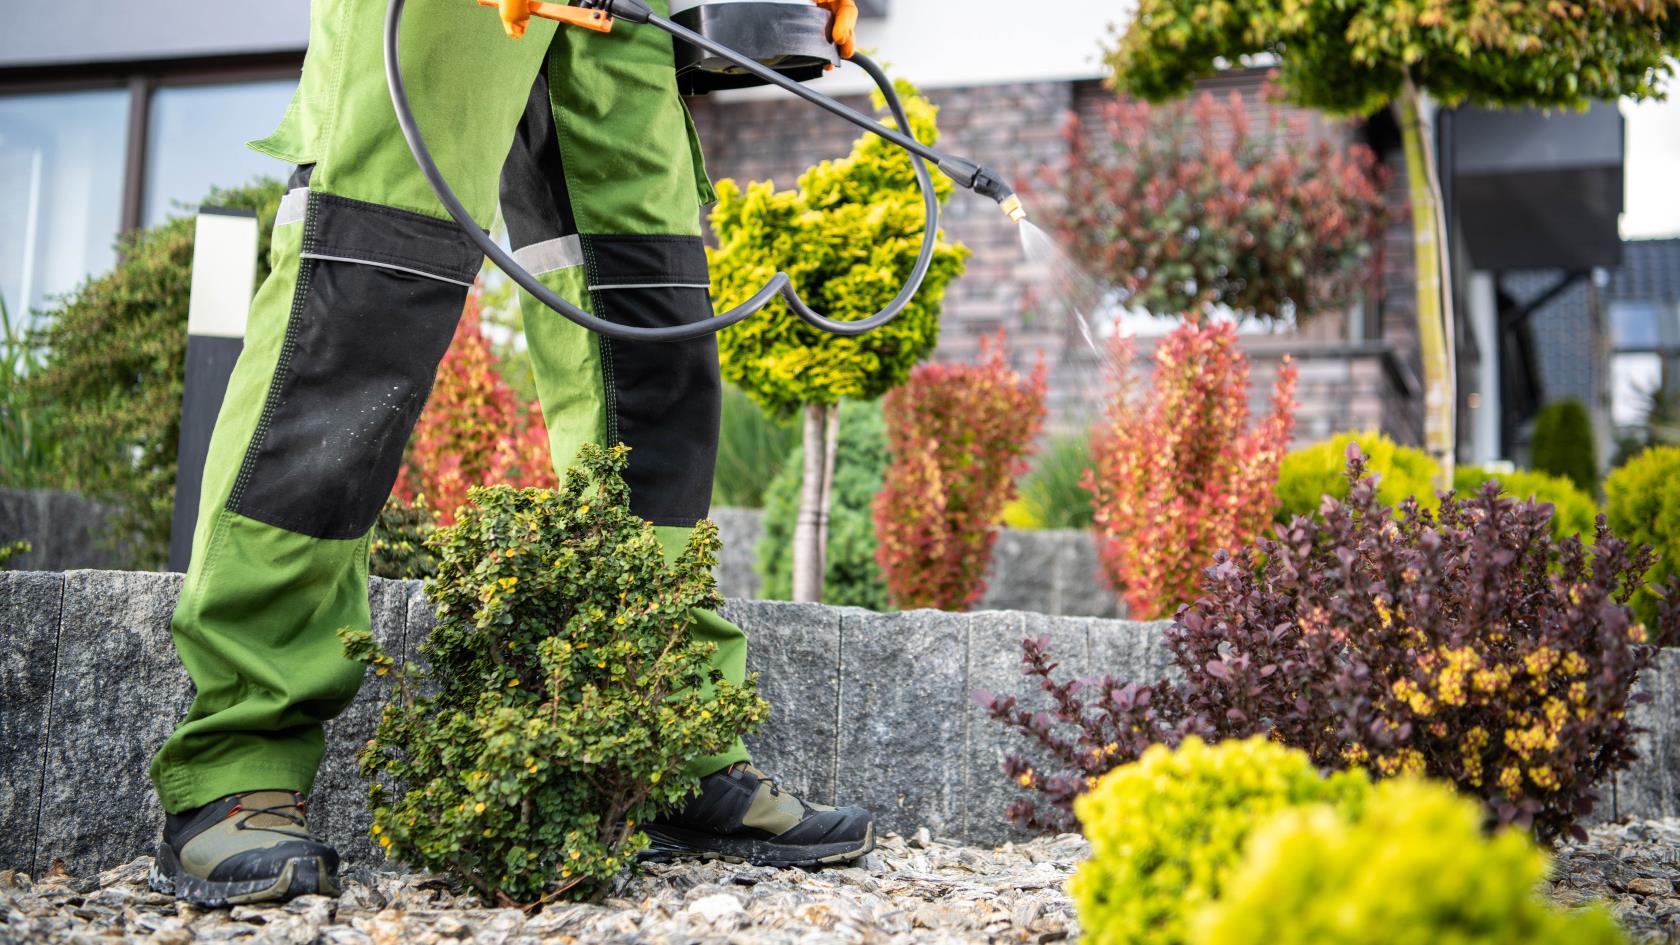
[383,0,942,342]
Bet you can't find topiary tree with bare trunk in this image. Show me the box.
[708,80,968,602]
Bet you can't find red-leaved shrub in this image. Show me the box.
[394,291,554,523]
[988,447,1680,843]
[1084,322,1296,618]
[975,635,1208,832]
[1044,85,1388,322]
[874,332,1047,610]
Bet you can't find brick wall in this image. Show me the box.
[688,71,1423,445]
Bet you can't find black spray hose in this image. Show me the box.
[383,0,1011,341]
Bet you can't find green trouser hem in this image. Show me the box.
[679,598,752,781]
[156,761,321,815]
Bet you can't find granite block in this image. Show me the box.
[964,611,1091,844]
[836,608,968,838]
[0,571,66,871]
[726,599,841,805]
[35,571,186,875]
[1618,649,1679,821]
[1087,618,1177,685]
[308,577,411,867]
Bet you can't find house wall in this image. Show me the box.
[690,71,1425,443]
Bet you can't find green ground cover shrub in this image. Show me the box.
[1604,446,1680,630]
[1002,433,1095,530]
[1453,465,1597,542]
[758,400,890,610]
[1274,430,1438,523]
[343,445,767,905]
[22,180,285,567]
[712,383,796,509]
[1070,737,1369,945]
[1532,399,1598,494]
[1200,778,1623,945]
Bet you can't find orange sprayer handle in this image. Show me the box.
[476,0,613,32]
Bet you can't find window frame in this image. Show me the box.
[0,53,303,236]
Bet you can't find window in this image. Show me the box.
[0,89,129,321]
[143,81,297,227]
[1608,299,1680,431]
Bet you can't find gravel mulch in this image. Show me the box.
[3,821,1677,945]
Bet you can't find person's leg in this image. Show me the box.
[499,4,871,868]
[149,0,552,905]
[499,28,748,783]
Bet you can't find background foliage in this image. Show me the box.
[20,180,285,567]
[1105,0,1680,115]
[712,383,797,509]
[1002,433,1095,530]
[1604,446,1680,629]
[875,334,1047,610]
[758,399,890,609]
[346,445,766,905]
[1275,431,1439,524]
[1530,399,1599,495]
[0,297,58,489]
[708,80,968,418]
[393,292,554,525]
[369,495,440,581]
[1087,322,1296,618]
[1044,88,1387,322]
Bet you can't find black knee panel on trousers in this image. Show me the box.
[229,190,483,540]
[584,234,720,528]
[501,73,721,529]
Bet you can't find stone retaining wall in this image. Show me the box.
[3,570,1675,876]
[0,489,125,571]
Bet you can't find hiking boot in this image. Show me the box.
[642,763,874,868]
[149,790,340,907]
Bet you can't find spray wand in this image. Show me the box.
[386,0,1026,342]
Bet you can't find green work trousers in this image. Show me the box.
[149,0,750,815]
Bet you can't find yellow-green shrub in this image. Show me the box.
[1453,466,1598,542]
[1070,737,1369,945]
[708,80,968,418]
[1274,431,1438,523]
[1197,778,1624,945]
[1604,445,1680,629]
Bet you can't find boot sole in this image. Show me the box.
[149,843,340,908]
[639,822,874,868]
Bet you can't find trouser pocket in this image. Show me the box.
[228,192,483,539]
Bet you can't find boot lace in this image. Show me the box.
[228,793,311,838]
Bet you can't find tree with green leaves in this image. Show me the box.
[24,180,286,567]
[1531,398,1599,493]
[709,79,968,602]
[1106,0,1680,481]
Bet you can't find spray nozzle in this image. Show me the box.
[937,156,1026,223]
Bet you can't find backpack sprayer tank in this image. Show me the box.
[387,0,1026,342]
[669,0,840,94]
